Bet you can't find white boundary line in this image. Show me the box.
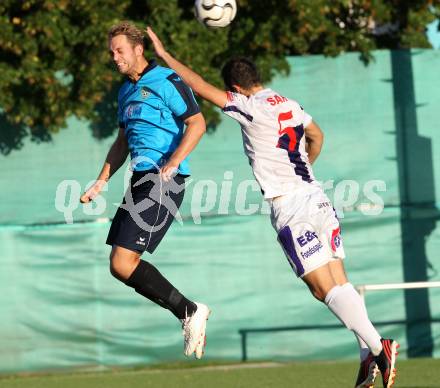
[356,281,440,300]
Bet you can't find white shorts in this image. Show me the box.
[269,189,345,278]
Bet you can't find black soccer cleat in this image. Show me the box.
[374,338,399,388]
[354,351,379,388]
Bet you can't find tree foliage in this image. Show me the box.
[0,0,438,153]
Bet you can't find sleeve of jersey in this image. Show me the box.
[164,74,201,120]
[222,92,253,125]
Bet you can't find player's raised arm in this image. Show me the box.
[146,26,227,109]
[304,120,324,164]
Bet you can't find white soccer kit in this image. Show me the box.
[222,88,345,277]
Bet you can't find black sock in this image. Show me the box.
[125,260,197,320]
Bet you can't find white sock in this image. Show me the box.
[325,285,383,356]
[341,283,372,361]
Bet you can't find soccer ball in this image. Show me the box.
[194,0,237,28]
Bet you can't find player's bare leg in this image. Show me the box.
[110,245,141,281]
[302,263,337,302]
[328,259,348,285]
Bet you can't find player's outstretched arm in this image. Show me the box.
[146,26,227,109]
[304,120,324,164]
[80,128,129,203]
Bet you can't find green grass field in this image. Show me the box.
[1,359,439,388]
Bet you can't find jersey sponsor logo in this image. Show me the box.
[317,201,331,209]
[126,103,142,118]
[297,230,323,259]
[140,87,151,99]
[267,94,288,106]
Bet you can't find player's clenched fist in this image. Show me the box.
[80,180,106,203]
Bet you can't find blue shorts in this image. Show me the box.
[107,171,185,254]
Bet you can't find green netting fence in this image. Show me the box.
[0,49,439,373]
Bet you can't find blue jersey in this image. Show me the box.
[117,60,200,175]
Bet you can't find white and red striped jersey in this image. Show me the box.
[222,88,321,199]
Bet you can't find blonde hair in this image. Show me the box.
[108,21,145,48]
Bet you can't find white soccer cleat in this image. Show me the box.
[181,302,211,358]
[194,331,207,360]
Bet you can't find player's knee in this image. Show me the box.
[311,288,327,302]
[306,284,327,302]
[109,259,123,281]
[109,247,140,281]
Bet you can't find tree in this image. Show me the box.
[0,0,438,154]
